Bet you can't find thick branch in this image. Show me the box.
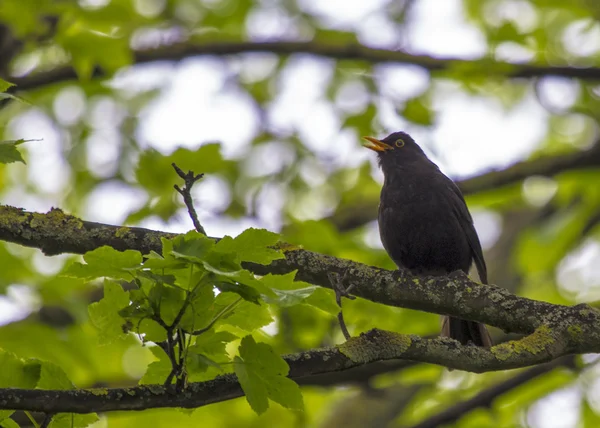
[2,139,600,256]
[10,41,600,92]
[2,205,600,412]
[0,332,585,414]
[2,205,600,334]
[2,205,600,355]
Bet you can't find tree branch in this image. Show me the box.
[1,140,599,255]
[10,41,600,92]
[0,331,585,414]
[2,205,600,355]
[2,205,600,412]
[0,204,599,331]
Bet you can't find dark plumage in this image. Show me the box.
[363,131,491,347]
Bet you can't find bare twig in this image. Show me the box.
[172,163,206,235]
[163,331,180,386]
[40,413,53,428]
[163,287,197,387]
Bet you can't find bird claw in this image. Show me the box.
[327,271,355,340]
[328,272,356,302]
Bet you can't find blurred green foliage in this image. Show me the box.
[1,0,600,427]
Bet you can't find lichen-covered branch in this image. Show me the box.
[2,204,600,412]
[0,331,585,414]
[0,204,599,333]
[10,41,600,93]
[2,205,600,361]
[0,205,176,256]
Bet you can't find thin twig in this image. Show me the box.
[175,328,188,391]
[168,290,193,331]
[163,332,179,386]
[163,290,196,386]
[40,413,54,428]
[172,163,206,235]
[328,272,355,340]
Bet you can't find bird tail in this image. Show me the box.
[441,316,492,347]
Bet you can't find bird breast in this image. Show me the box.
[378,185,473,275]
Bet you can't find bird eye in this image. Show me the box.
[395,139,405,148]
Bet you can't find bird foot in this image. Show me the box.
[327,272,356,340]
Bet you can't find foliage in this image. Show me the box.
[65,229,311,413]
[0,0,600,427]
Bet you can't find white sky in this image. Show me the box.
[1,0,596,425]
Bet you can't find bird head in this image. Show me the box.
[362,132,428,169]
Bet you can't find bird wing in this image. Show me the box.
[445,181,488,284]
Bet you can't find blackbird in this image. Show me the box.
[363,132,491,347]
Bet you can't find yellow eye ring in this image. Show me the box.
[395,139,405,148]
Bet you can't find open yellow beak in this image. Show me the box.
[362,136,392,152]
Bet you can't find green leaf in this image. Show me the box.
[267,286,319,307]
[148,283,185,326]
[234,336,303,414]
[37,362,74,390]
[88,281,130,344]
[0,350,40,388]
[400,96,434,126]
[0,351,40,423]
[0,92,30,104]
[57,26,132,78]
[260,271,327,308]
[261,270,339,313]
[0,139,29,164]
[186,325,236,377]
[200,257,242,277]
[303,288,340,315]
[0,78,14,92]
[136,271,176,287]
[215,294,273,332]
[138,318,167,343]
[118,289,154,320]
[200,254,277,299]
[582,399,600,426]
[189,331,237,359]
[48,412,99,428]
[180,283,216,331]
[140,346,172,385]
[65,246,142,279]
[215,281,261,304]
[344,103,377,133]
[136,144,226,198]
[143,251,187,270]
[0,418,20,427]
[186,353,223,373]
[214,228,284,265]
[170,231,216,263]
